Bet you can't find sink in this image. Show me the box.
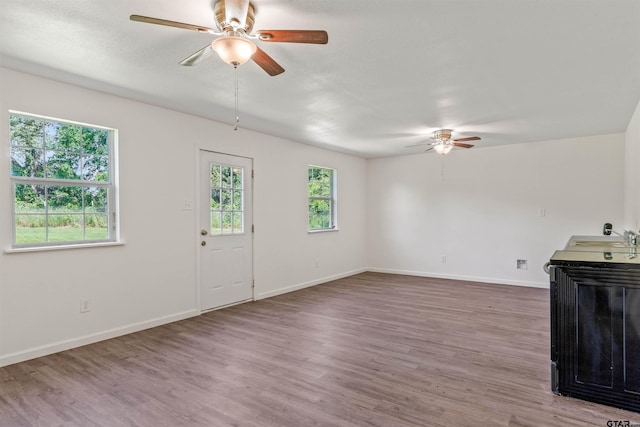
[571,240,628,248]
[551,235,640,264]
[565,235,629,251]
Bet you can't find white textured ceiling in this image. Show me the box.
[1,0,639,158]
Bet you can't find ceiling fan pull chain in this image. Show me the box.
[441,156,446,181]
[234,64,240,131]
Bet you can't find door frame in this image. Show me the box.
[195,148,255,313]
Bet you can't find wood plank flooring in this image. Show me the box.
[1,272,639,426]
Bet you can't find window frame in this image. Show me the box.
[308,165,337,232]
[8,110,119,250]
[208,162,245,236]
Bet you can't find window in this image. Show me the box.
[208,163,244,235]
[9,112,118,248]
[308,166,336,231]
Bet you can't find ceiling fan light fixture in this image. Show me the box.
[433,143,453,155]
[211,36,257,65]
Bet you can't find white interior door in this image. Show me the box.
[199,150,253,311]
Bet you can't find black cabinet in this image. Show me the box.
[550,264,640,412]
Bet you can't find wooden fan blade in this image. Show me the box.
[453,142,474,149]
[405,142,432,148]
[252,46,285,76]
[257,30,328,44]
[453,136,481,143]
[224,0,250,28]
[130,15,217,34]
[179,45,212,66]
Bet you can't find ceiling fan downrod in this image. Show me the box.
[234,64,240,131]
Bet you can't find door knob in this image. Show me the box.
[201,229,208,236]
[201,241,206,246]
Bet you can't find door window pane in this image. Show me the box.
[211,212,222,235]
[232,167,242,188]
[209,162,244,235]
[221,166,232,187]
[222,212,232,234]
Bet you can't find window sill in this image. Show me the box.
[308,228,339,234]
[5,241,125,254]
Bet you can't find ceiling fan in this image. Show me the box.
[406,129,481,155]
[130,0,328,76]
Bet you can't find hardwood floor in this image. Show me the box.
[1,272,638,426]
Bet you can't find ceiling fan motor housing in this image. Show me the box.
[433,129,453,141]
[214,0,256,34]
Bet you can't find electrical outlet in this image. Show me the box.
[441,256,447,264]
[80,300,91,313]
[517,259,528,270]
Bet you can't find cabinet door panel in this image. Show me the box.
[624,287,640,393]
[576,285,613,387]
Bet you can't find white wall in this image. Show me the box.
[367,134,625,287]
[0,68,368,366]
[625,99,640,231]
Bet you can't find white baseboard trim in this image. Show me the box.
[0,309,199,368]
[255,268,368,300]
[367,268,549,289]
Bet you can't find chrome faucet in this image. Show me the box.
[622,231,637,259]
[604,223,638,247]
